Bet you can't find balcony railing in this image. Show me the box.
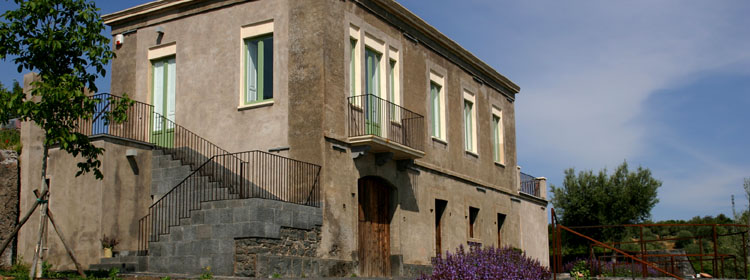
[347,94,424,154]
[520,172,540,197]
[75,94,231,170]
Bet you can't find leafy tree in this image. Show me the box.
[0,0,132,179]
[0,0,132,276]
[550,161,661,248]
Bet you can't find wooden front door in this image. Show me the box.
[358,177,390,277]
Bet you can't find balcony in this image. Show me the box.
[520,171,546,199]
[347,94,425,160]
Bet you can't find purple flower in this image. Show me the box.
[418,245,551,280]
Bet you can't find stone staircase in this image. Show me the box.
[147,198,322,276]
[90,252,146,273]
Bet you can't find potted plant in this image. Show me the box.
[100,235,119,258]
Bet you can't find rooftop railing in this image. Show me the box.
[520,171,541,197]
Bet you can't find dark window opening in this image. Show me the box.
[469,207,479,239]
[435,199,447,255]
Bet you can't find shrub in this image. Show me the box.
[418,244,551,280]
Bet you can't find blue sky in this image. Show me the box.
[1,1,749,221]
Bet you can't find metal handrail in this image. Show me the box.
[76,94,231,171]
[138,150,321,253]
[347,94,425,151]
[520,172,540,197]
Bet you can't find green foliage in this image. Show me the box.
[107,267,119,279]
[674,230,693,249]
[0,128,21,153]
[272,272,281,278]
[0,257,30,280]
[199,266,213,279]
[570,260,590,280]
[550,160,661,248]
[0,0,133,179]
[160,277,171,280]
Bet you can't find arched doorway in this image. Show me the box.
[357,176,391,277]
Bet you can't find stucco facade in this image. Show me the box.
[17,0,548,276]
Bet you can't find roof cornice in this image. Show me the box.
[367,0,520,95]
[102,0,196,26]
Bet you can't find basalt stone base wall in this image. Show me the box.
[146,198,322,276]
[0,150,19,268]
[234,226,358,278]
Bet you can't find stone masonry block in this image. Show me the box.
[276,208,293,227]
[233,206,252,223]
[212,254,234,276]
[191,211,205,225]
[170,227,183,242]
[292,211,312,229]
[264,223,280,238]
[256,207,274,223]
[174,241,191,256]
[195,224,212,239]
[212,224,232,239]
[220,208,233,223]
[183,226,196,241]
[205,209,221,225]
[241,221,266,237]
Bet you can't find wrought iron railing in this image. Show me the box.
[138,150,321,253]
[347,94,425,152]
[520,172,540,197]
[76,94,231,170]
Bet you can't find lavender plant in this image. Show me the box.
[419,245,551,280]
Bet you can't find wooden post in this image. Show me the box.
[30,145,51,279]
[0,189,47,256]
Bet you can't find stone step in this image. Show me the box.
[90,262,138,273]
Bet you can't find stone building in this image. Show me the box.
[17,0,549,277]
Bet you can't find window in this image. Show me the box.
[244,35,273,103]
[365,48,381,97]
[469,207,480,239]
[429,71,446,140]
[463,90,477,153]
[492,107,504,164]
[497,213,506,246]
[240,21,273,107]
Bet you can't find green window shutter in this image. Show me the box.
[430,83,441,138]
[245,35,273,104]
[246,40,258,103]
[493,115,500,162]
[464,100,473,151]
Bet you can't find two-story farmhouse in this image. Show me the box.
[17,0,549,277]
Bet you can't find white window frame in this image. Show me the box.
[239,20,274,109]
[463,90,478,154]
[429,71,447,141]
[388,47,400,122]
[492,106,505,165]
[349,25,361,98]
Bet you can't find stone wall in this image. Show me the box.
[0,150,19,268]
[146,198,323,276]
[234,226,322,277]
